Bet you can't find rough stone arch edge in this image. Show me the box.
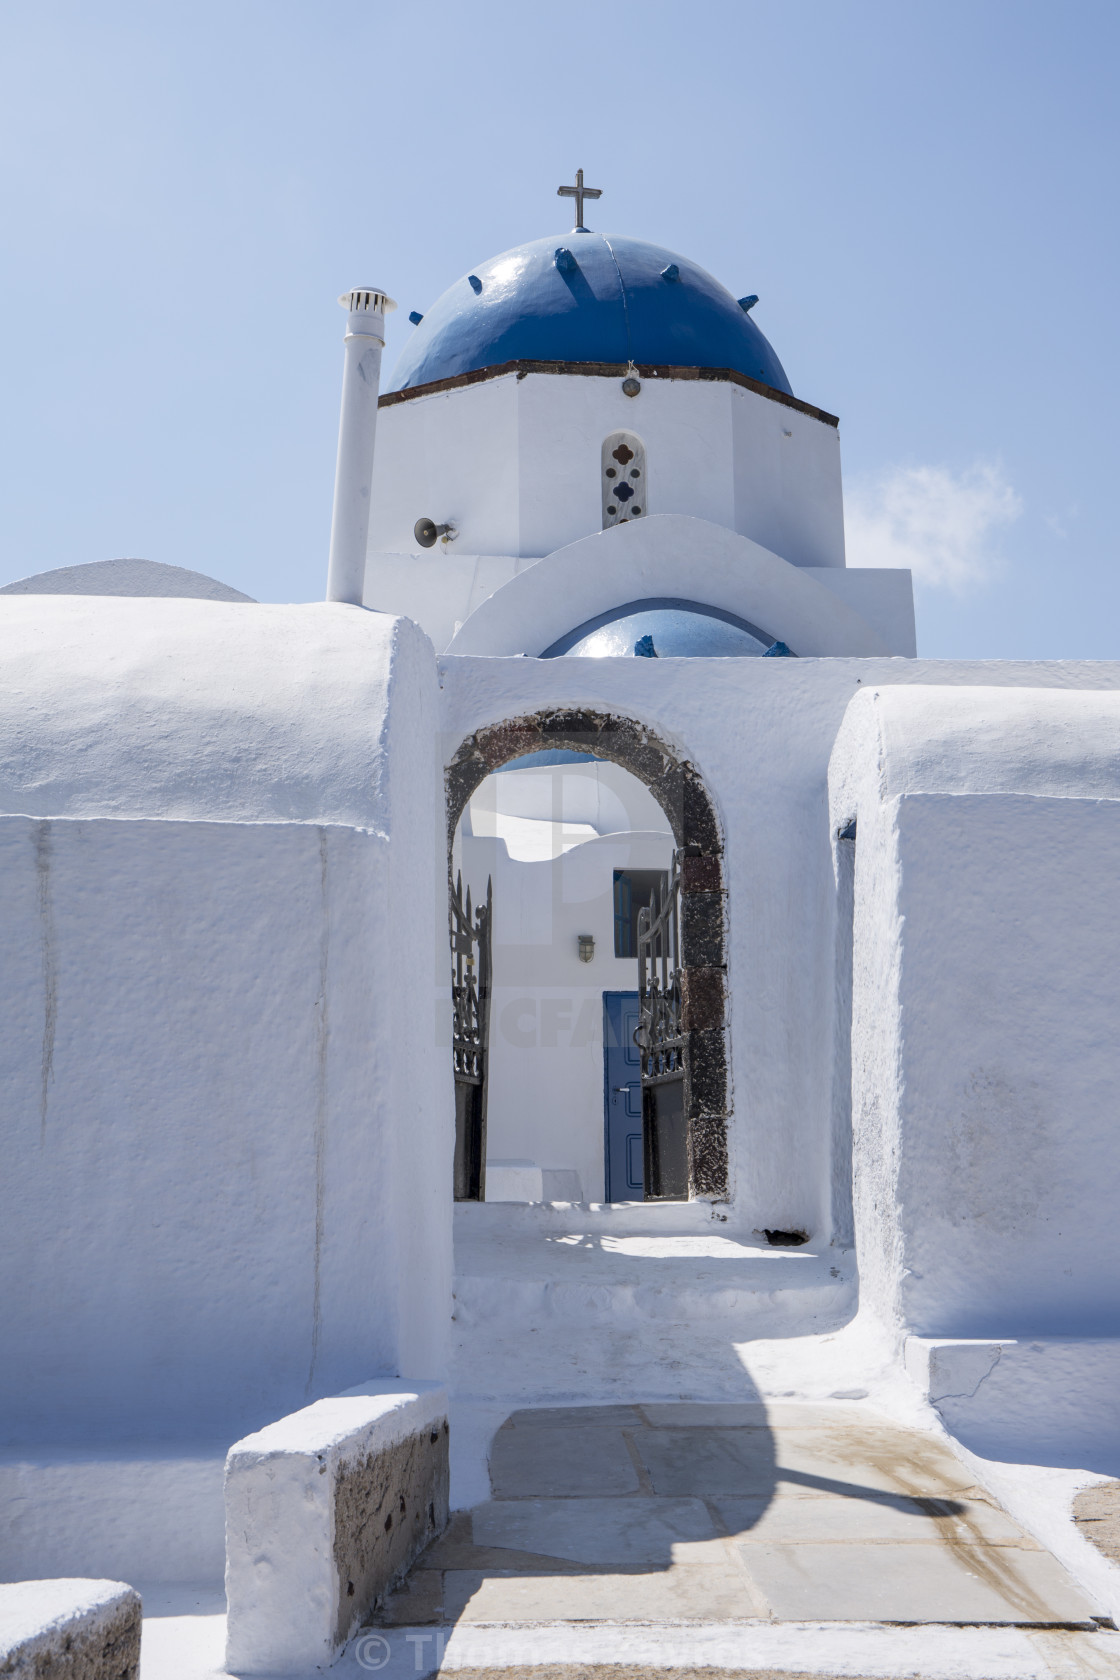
[445,708,730,1201]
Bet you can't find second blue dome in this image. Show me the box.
[386,232,792,396]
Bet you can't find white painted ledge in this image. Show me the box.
[0,1447,226,1583]
[0,1579,141,1680]
[484,1162,584,1202]
[334,1619,1120,1679]
[485,1161,544,1201]
[224,1380,449,1676]
[905,1336,1120,1469]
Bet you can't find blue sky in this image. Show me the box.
[0,0,1116,657]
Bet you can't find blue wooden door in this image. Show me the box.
[604,991,643,1200]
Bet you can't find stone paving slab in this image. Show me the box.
[639,1404,886,1431]
[632,1430,777,1498]
[634,1427,977,1501]
[443,1566,770,1624]
[736,1540,1096,1624]
[471,1497,721,1565]
[507,1407,647,1429]
[419,1512,597,1575]
[716,1491,1040,1546]
[376,1403,1103,1633]
[489,1425,641,1497]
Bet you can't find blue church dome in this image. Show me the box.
[386,232,793,396]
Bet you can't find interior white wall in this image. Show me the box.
[453,761,674,1202]
[459,828,674,1203]
[0,598,452,1454]
[366,371,844,575]
[441,655,1120,1246]
[465,759,670,844]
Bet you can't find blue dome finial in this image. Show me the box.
[556,167,602,232]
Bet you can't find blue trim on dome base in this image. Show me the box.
[387,232,792,397]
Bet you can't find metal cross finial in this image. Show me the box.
[557,168,602,231]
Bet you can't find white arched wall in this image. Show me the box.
[445,515,901,659]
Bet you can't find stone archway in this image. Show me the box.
[446,709,729,1200]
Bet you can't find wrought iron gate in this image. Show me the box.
[635,852,689,1199]
[450,871,492,1201]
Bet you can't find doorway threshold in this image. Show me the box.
[456,1198,726,1239]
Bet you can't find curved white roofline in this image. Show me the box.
[445,514,895,659]
[0,597,430,826]
[830,683,1120,817]
[0,557,255,602]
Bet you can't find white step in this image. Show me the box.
[451,1205,856,1403]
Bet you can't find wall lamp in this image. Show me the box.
[577,934,595,964]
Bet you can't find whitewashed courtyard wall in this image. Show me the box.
[830,685,1120,1335]
[0,598,451,1451]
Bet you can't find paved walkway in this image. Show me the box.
[135,1405,1120,1678]
[379,1402,1103,1630]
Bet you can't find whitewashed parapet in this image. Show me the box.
[0,1579,141,1680]
[224,1380,449,1675]
[905,1336,1120,1468]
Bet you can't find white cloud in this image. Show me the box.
[845,461,1022,593]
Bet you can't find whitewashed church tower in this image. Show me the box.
[346,172,915,659]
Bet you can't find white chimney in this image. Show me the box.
[326,286,397,604]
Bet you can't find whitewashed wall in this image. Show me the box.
[441,656,1120,1248]
[0,598,451,1450]
[367,371,844,570]
[830,685,1120,1336]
